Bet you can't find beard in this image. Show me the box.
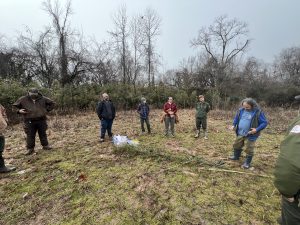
[29,94,39,100]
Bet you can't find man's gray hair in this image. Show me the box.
[241,98,260,109]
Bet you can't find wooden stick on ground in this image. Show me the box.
[198,167,274,178]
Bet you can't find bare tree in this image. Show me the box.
[191,15,250,88]
[42,0,72,87]
[18,27,58,87]
[274,46,300,86]
[129,14,145,88]
[142,7,161,86]
[88,40,118,85]
[108,5,130,84]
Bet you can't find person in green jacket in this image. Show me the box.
[274,95,300,225]
[194,95,210,139]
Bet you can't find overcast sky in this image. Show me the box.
[1,0,300,71]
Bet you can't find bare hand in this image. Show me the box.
[228,125,235,131]
[248,128,257,135]
[19,109,28,114]
[284,196,295,203]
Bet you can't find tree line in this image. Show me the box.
[0,0,299,113]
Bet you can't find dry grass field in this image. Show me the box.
[0,108,298,224]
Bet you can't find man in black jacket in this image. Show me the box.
[96,93,116,142]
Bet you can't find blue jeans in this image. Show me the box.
[100,119,113,139]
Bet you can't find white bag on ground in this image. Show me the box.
[112,135,128,146]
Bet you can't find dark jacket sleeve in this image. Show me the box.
[12,97,26,114]
[274,133,300,197]
[112,102,116,119]
[206,103,210,113]
[12,97,23,110]
[96,102,102,120]
[44,97,55,112]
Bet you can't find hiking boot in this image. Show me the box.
[43,145,52,150]
[229,149,242,160]
[25,148,35,155]
[241,162,250,169]
[171,133,175,138]
[99,138,104,143]
[0,165,16,173]
[194,130,200,138]
[241,155,253,169]
[204,131,208,139]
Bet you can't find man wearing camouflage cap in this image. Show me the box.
[274,95,300,224]
[13,88,55,155]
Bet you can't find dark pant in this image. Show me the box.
[0,135,5,167]
[100,119,113,138]
[196,117,207,130]
[23,119,49,149]
[281,196,300,225]
[140,117,151,133]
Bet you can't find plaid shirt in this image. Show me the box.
[137,103,150,119]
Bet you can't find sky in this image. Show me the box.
[1,0,300,71]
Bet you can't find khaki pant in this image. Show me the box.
[233,136,255,156]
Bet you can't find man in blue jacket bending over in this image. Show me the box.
[229,98,268,169]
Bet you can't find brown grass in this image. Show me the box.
[0,108,296,225]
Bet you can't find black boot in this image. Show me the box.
[0,156,16,173]
[229,149,242,160]
[25,148,35,155]
[242,155,253,169]
[43,145,52,150]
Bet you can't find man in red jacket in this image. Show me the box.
[163,97,177,137]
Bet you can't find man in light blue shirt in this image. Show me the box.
[229,98,268,169]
